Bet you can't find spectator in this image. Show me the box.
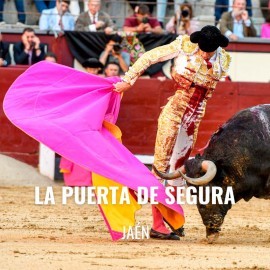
[34,0,56,13]
[166,1,200,35]
[0,0,26,24]
[13,28,45,65]
[75,0,116,34]
[99,35,130,73]
[219,0,257,40]
[39,0,75,31]
[82,57,104,74]
[45,51,57,62]
[0,32,11,67]
[215,0,252,24]
[157,0,184,27]
[123,4,163,34]
[127,0,156,15]
[261,13,270,38]
[104,62,120,77]
[260,0,270,20]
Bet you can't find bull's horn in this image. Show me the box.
[153,161,217,185]
[179,160,217,185]
[152,165,186,180]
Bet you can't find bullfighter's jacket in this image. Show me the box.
[122,35,231,183]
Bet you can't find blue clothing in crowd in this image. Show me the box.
[0,0,25,23]
[39,7,75,31]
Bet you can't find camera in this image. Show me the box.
[113,43,122,54]
[181,10,189,18]
[142,17,149,24]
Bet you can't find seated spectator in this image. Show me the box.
[75,0,116,34]
[123,4,163,34]
[215,0,252,24]
[166,1,200,35]
[0,32,11,67]
[39,0,75,31]
[45,52,57,62]
[13,28,45,65]
[219,0,257,40]
[99,35,130,73]
[82,57,104,75]
[104,62,120,77]
[34,0,56,13]
[127,0,155,15]
[261,13,270,38]
[260,0,270,20]
[0,0,26,24]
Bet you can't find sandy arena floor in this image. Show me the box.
[0,184,270,270]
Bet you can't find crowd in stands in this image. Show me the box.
[0,0,270,74]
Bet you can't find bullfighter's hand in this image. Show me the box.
[113,81,131,93]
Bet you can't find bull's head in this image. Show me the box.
[153,156,232,243]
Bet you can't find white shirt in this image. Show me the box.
[39,7,75,31]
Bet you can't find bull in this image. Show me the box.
[154,104,270,243]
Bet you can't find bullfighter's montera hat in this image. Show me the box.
[190,25,229,52]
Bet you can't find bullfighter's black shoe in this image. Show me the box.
[150,228,180,240]
[163,218,185,237]
[171,226,185,237]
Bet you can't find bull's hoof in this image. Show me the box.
[206,227,221,244]
[206,232,219,244]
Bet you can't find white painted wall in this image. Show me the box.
[228,51,270,82]
[39,143,55,180]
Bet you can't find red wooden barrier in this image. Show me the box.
[0,66,39,165]
[1,67,270,166]
[1,31,270,166]
[117,79,270,156]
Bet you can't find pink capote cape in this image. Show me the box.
[3,61,184,240]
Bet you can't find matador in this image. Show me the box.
[114,25,231,240]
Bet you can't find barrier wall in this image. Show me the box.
[0,66,39,165]
[1,32,270,166]
[1,67,270,166]
[117,79,270,156]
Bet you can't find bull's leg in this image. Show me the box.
[264,174,270,199]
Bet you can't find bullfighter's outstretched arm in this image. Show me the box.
[122,39,181,85]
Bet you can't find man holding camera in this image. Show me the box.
[123,4,163,34]
[14,28,45,65]
[99,35,130,73]
[219,0,256,40]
